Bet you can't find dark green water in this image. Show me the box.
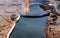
[10,16,48,38]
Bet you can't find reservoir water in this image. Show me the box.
[10,0,48,38]
[10,16,48,38]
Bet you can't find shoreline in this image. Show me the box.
[7,14,20,38]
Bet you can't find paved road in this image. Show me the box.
[10,16,48,38]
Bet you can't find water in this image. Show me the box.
[10,16,48,38]
[10,0,48,38]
